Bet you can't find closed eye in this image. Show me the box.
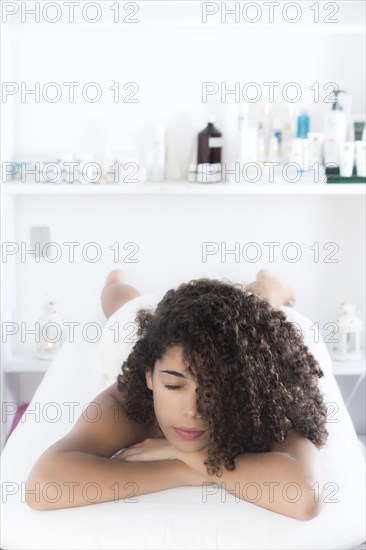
[165,385,180,390]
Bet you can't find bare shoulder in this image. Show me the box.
[270,430,323,478]
[43,382,152,458]
[270,430,319,460]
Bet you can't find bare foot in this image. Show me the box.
[246,269,296,309]
[104,269,125,286]
[101,270,140,318]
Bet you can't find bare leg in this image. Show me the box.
[101,268,295,319]
[244,269,296,309]
[101,270,141,319]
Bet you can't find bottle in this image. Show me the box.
[289,138,310,173]
[197,115,223,183]
[197,115,222,164]
[267,117,282,163]
[308,132,324,166]
[188,163,197,182]
[281,104,296,164]
[237,102,258,166]
[237,102,249,164]
[323,90,348,167]
[267,133,279,163]
[257,102,271,163]
[297,109,310,139]
[149,124,166,182]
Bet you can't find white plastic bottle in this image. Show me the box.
[323,90,348,167]
[237,101,249,164]
[149,124,166,182]
[281,104,296,164]
[238,103,258,167]
[257,102,271,163]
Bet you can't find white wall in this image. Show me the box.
[5,2,366,167]
[1,2,365,436]
[12,192,365,347]
[3,1,364,328]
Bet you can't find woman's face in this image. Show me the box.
[145,345,208,452]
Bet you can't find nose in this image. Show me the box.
[182,393,201,419]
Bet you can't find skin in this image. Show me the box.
[121,345,324,520]
[26,341,323,517]
[26,270,322,518]
[144,346,208,452]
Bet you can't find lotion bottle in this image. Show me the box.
[323,90,348,167]
[197,114,222,164]
[149,123,166,182]
[281,104,296,164]
[197,115,223,183]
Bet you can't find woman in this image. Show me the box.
[26,269,327,520]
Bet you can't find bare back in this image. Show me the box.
[42,382,162,459]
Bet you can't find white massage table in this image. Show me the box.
[1,292,365,549]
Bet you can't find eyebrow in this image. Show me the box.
[159,369,186,379]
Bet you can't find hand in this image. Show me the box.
[172,447,211,482]
[115,437,213,486]
[116,437,180,463]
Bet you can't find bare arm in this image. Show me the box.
[25,384,204,510]
[176,430,324,521]
[26,451,194,510]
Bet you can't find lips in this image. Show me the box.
[174,427,205,440]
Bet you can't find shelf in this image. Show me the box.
[331,357,366,376]
[2,182,365,196]
[3,24,365,36]
[3,354,53,374]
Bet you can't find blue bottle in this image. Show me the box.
[297,110,310,139]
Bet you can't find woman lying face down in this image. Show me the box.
[116,278,328,492]
[26,273,327,518]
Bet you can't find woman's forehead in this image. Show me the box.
[157,346,196,381]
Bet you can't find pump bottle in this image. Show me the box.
[324,90,348,167]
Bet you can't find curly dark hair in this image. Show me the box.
[117,278,328,476]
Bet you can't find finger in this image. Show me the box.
[123,453,143,461]
[119,443,142,455]
[126,443,143,450]
[120,449,141,459]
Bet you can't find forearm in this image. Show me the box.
[26,451,188,511]
[190,451,322,520]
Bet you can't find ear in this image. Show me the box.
[145,369,153,391]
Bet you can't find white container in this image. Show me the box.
[308,132,324,166]
[239,126,258,164]
[197,163,221,183]
[188,163,197,182]
[149,124,166,182]
[324,109,348,166]
[268,133,279,163]
[256,102,271,162]
[238,102,249,163]
[282,104,296,164]
[339,142,355,177]
[290,138,309,172]
[355,141,366,177]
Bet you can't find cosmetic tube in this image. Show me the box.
[339,142,355,178]
[355,141,366,177]
[308,132,324,166]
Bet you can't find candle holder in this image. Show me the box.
[36,301,64,360]
[332,302,364,362]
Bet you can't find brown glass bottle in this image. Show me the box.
[197,116,223,164]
